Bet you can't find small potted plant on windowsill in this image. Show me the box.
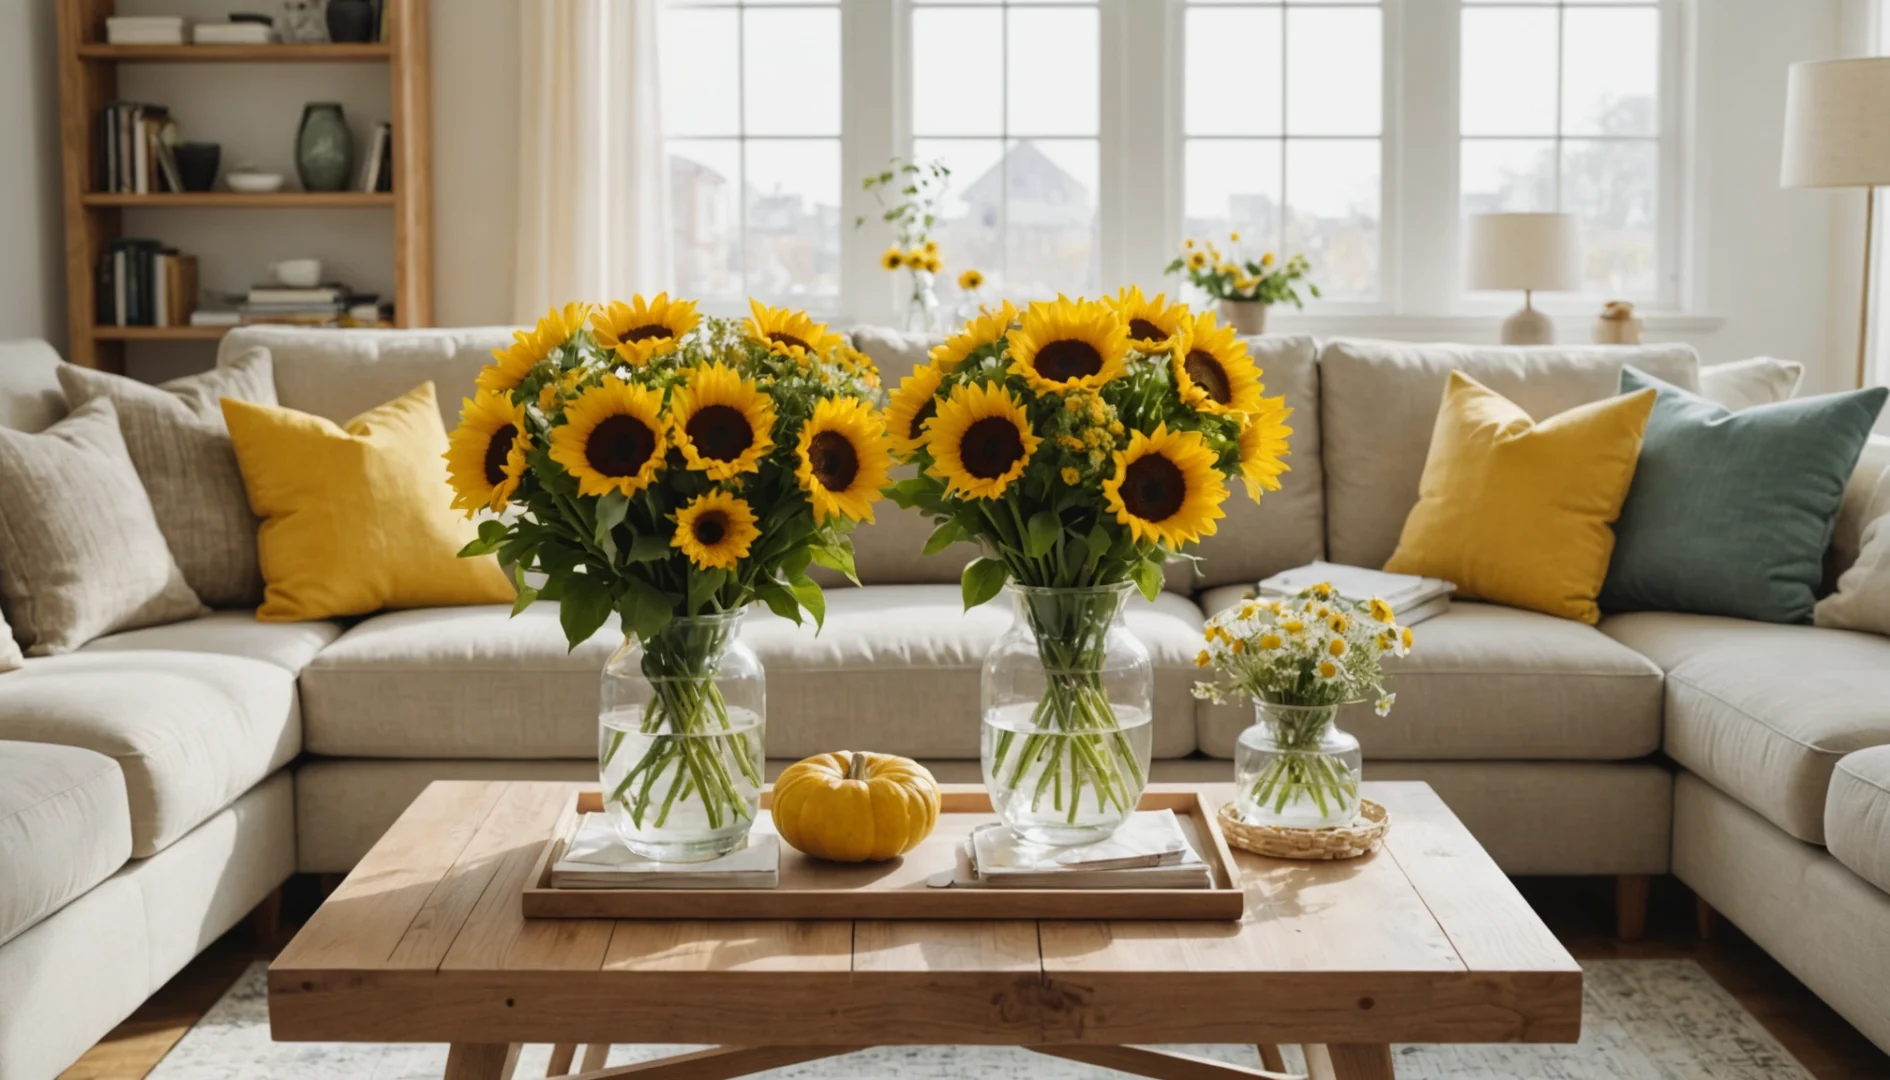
[1165,236,1318,336]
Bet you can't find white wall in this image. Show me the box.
[0,0,66,352]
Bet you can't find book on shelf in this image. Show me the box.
[189,308,242,328]
[98,102,180,194]
[191,22,277,44]
[246,285,350,305]
[96,241,196,328]
[106,16,190,45]
[1256,560,1455,626]
[358,122,392,193]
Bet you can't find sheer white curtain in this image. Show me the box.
[513,0,670,321]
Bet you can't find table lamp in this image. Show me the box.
[1466,212,1583,345]
[1781,56,1890,388]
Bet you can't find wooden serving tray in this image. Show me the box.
[522,784,1247,921]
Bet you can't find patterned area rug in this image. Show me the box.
[151,959,1809,1079]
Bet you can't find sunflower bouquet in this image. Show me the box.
[886,291,1293,835]
[1166,237,1319,307]
[446,296,890,849]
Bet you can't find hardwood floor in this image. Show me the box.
[59,874,1890,1079]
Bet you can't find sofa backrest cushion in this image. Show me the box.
[0,339,69,434]
[219,326,514,434]
[1832,434,1890,580]
[1319,338,1701,569]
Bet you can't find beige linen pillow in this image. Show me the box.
[57,349,276,607]
[1816,464,1890,635]
[0,398,206,654]
[1697,356,1805,411]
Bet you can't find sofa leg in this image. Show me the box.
[1696,895,1718,940]
[317,873,346,899]
[247,885,283,946]
[1616,874,1651,941]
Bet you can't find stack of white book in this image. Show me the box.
[948,811,1213,890]
[106,16,190,44]
[1257,561,1455,626]
[550,813,778,890]
[192,22,277,45]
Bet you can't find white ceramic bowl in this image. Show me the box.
[227,172,286,194]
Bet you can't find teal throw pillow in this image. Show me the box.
[1601,367,1887,622]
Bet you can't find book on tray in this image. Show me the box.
[1257,560,1454,626]
[949,810,1214,890]
[552,813,779,890]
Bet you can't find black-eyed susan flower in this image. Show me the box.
[903,249,927,270]
[1107,286,1189,352]
[796,397,893,523]
[591,293,698,366]
[746,299,843,364]
[958,268,984,291]
[547,376,668,498]
[922,239,939,256]
[922,254,942,274]
[669,362,777,481]
[886,363,945,460]
[1186,250,1209,271]
[880,247,905,272]
[479,302,590,395]
[928,300,1017,372]
[926,381,1041,500]
[1236,395,1292,500]
[670,490,760,571]
[445,389,531,516]
[1101,423,1227,549]
[1005,296,1128,394]
[1173,311,1264,417]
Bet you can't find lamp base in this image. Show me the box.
[1501,299,1555,346]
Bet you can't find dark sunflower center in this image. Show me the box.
[686,405,755,461]
[482,424,519,485]
[960,417,1026,480]
[585,415,656,477]
[1183,349,1234,404]
[768,332,811,353]
[621,324,670,343]
[692,511,729,546]
[1127,318,1165,341]
[807,431,860,492]
[1121,455,1187,523]
[909,400,938,442]
[1033,339,1104,382]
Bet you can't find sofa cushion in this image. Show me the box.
[1826,746,1890,896]
[0,338,68,434]
[81,609,343,674]
[0,652,299,856]
[219,324,516,434]
[0,741,131,946]
[1197,589,1664,759]
[300,589,1203,761]
[1603,611,1890,844]
[1318,338,1700,569]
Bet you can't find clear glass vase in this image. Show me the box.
[980,582,1154,846]
[905,269,942,333]
[1233,702,1362,829]
[598,610,765,861]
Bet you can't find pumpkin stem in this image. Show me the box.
[846,751,871,781]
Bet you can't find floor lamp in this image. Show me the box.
[1782,57,1890,389]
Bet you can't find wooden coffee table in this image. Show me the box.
[269,780,1580,1080]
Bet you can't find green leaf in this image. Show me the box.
[509,564,539,617]
[558,575,615,651]
[787,574,826,632]
[625,533,672,564]
[922,518,966,556]
[478,519,509,544]
[780,545,814,581]
[457,536,498,558]
[1025,511,1061,559]
[686,567,727,615]
[961,557,1010,610]
[810,540,859,586]
[755,580,803,625]
[1084,523,1113,560]
[1131,559,1165,603]
[593,490,629,556]
[619,576,674,644]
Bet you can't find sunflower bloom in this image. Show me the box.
[746,299,843,364]
[445,389,531,515]
[880,247,905,272]
[1101,423,1227,549]
[1173,311,1265,417]
[1107,286,1190,352]
[479,302,591,395]
[670,490,761,571]
[958,268,984,291]
[886,363,945,460]
[669,362,777,481]
[796,397,893,523]
[1005,295,1129,394]
[548,376,668,498]
[930,300,1019,372]
[1236,395,1293,501]
[926,381,1042,500]
[591,293,698,366]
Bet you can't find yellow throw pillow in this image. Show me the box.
[222,382,515,621]
[1384,371,1656,624]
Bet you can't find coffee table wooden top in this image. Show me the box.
[269,780,1580,1049]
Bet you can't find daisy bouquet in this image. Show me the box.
[1166,236,1319,307]
[1191,586,1412,823]
[859,156,951,331]
[887,290,1293,833]
[447,296,890,840]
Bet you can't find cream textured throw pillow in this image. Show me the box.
[1697,356,1805,411]
[1816,465,1890,636]
[0,398,206,654]
[57,349,275,607]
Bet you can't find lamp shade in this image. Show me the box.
[1465,212,1582,292]
[1781,57,1890,189]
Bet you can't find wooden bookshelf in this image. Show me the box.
[55,0,432,372]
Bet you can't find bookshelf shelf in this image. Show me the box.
[76,44,392,63]
[83,192,397,209]
[92,325,230,341]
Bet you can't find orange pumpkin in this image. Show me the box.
[770,751,941,862]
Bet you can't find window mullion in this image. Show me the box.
[1399,0,1460,315]
[840,0,900,324]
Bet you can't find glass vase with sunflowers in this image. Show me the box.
[446,297,890,860]
[886,290,1293,844]
[859,156,951,333]
[1192,585,1412,829]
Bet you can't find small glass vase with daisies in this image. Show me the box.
[1191,585,1413,830]
[446,297,890,861]
[886,292,1293,845]
[859,156,951,333]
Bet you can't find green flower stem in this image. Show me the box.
[601,627,760,834]
[1245,709,1358,819]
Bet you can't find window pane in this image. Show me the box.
[1186,7,1282,136]
[914,138,1008,295]
[1460,139,1557,214]
[1003,139,1098,299]
[743,8,839,136]
[664,9,738,137]
[1285,140,1378,300]
[1562,8,1659,136]
[913,8,1004,136]
[1562,138,1658,297]
[1461,9,1557,136]
[1007,7,1099,136]
[1286,7,1381,136]
[1184,139,1283,257]
[669,140,742,300]
[744,139,840,301]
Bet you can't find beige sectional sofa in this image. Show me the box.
[2,326,1888,1077]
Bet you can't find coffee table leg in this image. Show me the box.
[1305,1043,1393,1080]
[1257,1044,1289,1072]
[547,1044,578,1076]
[444,1042,521,1080]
